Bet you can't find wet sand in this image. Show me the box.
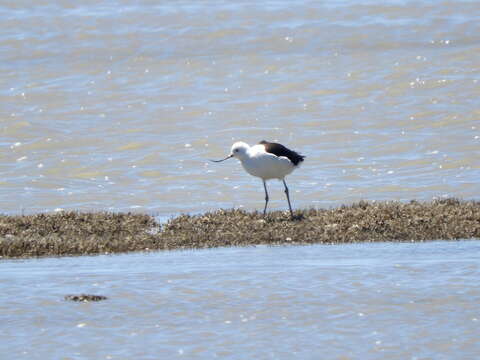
[0,199,478,258]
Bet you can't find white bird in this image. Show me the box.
[211,140,305,218]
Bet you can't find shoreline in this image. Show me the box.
[0,198,479,259]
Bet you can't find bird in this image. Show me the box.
[211,140,305,218]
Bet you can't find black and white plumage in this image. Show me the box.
[259,140,305,166]
[211,140,305,218]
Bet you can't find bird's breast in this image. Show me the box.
[240,155,295,180]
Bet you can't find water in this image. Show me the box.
[1,0,479,215]
[2,1,480,358]
[2,241,479,359]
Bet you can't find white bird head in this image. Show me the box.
[230,142,250,160]
[210,141,250,163]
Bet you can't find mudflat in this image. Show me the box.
[1,199,478,258]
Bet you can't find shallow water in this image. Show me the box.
[1,0,479,215]
[2,240,480,359]
[2,2,480,358]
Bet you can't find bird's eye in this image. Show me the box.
[234,149,239,152]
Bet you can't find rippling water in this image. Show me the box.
[1,0,479,215]
[2,241,480,359]
[2,2,480,358]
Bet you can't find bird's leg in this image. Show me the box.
[262,180,269,216]
[282,179,294,218]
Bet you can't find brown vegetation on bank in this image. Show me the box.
[0,199,479,258]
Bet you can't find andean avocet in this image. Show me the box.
[211,140,305,218]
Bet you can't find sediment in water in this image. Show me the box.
[64,294,108,302]
[0,199,479,258]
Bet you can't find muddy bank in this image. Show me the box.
[0,199,479,258]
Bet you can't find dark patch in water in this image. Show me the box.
[65,294,108,302]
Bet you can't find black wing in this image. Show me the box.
[259,140,305,166]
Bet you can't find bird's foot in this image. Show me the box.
[289,213,305,221]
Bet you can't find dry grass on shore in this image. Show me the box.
[0,199,479,258]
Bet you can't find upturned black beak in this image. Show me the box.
[210,154,233,162]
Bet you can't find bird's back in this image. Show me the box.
[259,140,305,166]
